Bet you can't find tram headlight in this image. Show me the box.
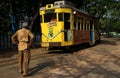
[73,11,76,14]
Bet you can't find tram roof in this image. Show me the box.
[40,0,97,19]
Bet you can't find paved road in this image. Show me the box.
[0,37,120,78]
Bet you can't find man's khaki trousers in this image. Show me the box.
[18,49,30,75]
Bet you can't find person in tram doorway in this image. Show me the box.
[11,22,34,76]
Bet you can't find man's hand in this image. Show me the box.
[28,42,32,46]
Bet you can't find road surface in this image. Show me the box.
[0,37,120,78]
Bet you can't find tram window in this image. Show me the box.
[84,24,86,30]
[81,23,83,30]
[78,22,80,30]
[80,18,83,30]
[94,25,96,30]
[78,18,80,30]
[74,16,77,30]
[90,21,94,31]
[64,13,70,22]
[64,13,70,30]
[86,23,89,30]
[44,13,56,22]
[58,13,63,21]
[40,15,42,23]
[88,23,90,30]
[74,22,76,29]
[80,23,81,30]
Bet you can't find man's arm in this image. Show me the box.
[28,31,34,46]
[11,33,18,44]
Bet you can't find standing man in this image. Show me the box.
[11,22,34,76]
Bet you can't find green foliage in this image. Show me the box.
[82,0,120,32]
[0,0,120,33]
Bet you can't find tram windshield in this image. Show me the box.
[44,13,56,22]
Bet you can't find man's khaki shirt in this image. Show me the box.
[11,28,34,51]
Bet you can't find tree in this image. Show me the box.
[82,0,120,33]
[0,0,120,34]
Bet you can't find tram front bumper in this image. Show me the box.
[41,42,49,47]
[41,42,61,47]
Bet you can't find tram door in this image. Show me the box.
[64,13,72,41]
[90,21,95,44]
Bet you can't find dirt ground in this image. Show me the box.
[0,37,120,78]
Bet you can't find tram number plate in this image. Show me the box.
[49,22,56,26]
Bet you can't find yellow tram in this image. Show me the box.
[39,0,100,48]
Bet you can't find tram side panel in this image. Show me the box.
[74,30,90,45]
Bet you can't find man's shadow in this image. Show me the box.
[29,60,55,76]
